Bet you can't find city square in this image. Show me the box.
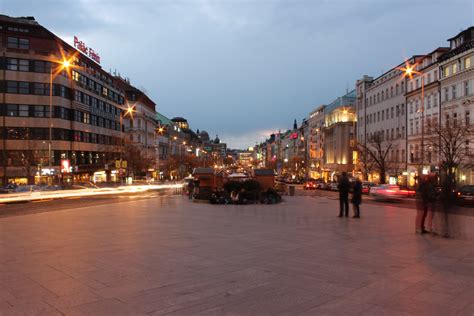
[0,195,473,315]
[1,1,474,315]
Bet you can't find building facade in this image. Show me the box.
[405,48,449,186]
[438,27,474,185]
[306,105,325,179]
[0,15,126,185]
[322,90,356,181]
[356,57,423,184]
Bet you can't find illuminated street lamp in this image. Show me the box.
[48,57,74,184]
[119,104,135,183]
[400,61,425,175]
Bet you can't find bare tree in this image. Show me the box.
[357,134,392,184]
[356,144,375,181]
[428,113,473,193]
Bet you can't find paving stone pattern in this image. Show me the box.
[0,196,473,315]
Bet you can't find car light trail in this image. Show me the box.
[0,184,184,204]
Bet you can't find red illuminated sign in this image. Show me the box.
[61,159,71,173]
[74,36,101,64]
[290,132,299,139]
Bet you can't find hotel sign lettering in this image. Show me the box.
[74,36,101,64]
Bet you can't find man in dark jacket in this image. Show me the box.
[351,178,362,218]
[338,172,350,217]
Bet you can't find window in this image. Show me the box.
[34,105,46,117]
[72,71,80,82]
[382,110,385,120]
[434,70,438,80]
[453,113,458,127]
[415,119,419,135]
[75,111,82,122]
[6,104,18,116]
[467,111,471,125]
[83,113,90,124]
[91,115,97,126]
[466,57,471,69]
[34,60,51,73]
[7,37,29,49]
[377,112,380,122]
[6,58,28,71]
[465,81,470,96]
[444,66,450,77]
[396,105,400,117]
[138,134,141,143]
[402,126,405,137]
[34,83,49,95]
[19,82,29,94]
[444,88,449,101]
[396,84,399,95]
[427,73,431,84]
[19,105,29,117]
[7,81,18,93]
[6,58,18,70]
[427,95,431,109]
[453,63,458,74]
[415,79,419,89]
[452,85,457,99]
[446,114,450,127]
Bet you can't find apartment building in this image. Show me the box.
[438,27,474,185]
[405,48,449,186]
[356,56,423,184]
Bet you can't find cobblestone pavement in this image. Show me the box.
[0,196,473,315]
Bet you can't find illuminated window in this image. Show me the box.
[465,57,471,69]
[444,66,450,77]
[453,63,457,74]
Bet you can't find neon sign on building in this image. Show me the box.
[74,36,101,64]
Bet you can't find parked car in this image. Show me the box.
[370,184,415,202]
[361,182,376,194]
[317,182,328,190]
[304,181,317,190]
[329,182,339,191]
[14,185,40,193]
[457,185,474,206]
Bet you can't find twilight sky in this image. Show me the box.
[2,0,473,148]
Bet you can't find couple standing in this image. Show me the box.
[338,172,362,218]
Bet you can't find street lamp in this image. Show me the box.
[400,61,425,177]
[119,104,135,183]
[48,57,74,184]
[155,126,165,181]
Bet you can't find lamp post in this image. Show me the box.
[155,126,164,181]
[119,105,135,183]
[48,58,71,185]
[401,61,425,177]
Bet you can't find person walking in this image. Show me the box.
[187,180,195,200]
[338,172,350,217]
[415,175,436,234]
[351,178,362,218]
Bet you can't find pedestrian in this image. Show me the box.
[415,175,436,234]
[338,172,350,217]
[351,178,362,218]
[187,180,195,200]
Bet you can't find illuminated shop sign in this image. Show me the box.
[74,36,101,64]
[290,132,299,139]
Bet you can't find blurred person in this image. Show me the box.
[351,178,362,218]
[338,172,350,217]
[415,175,436,234]
[187,180,195,200]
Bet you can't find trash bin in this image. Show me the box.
[289,185,295,196]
